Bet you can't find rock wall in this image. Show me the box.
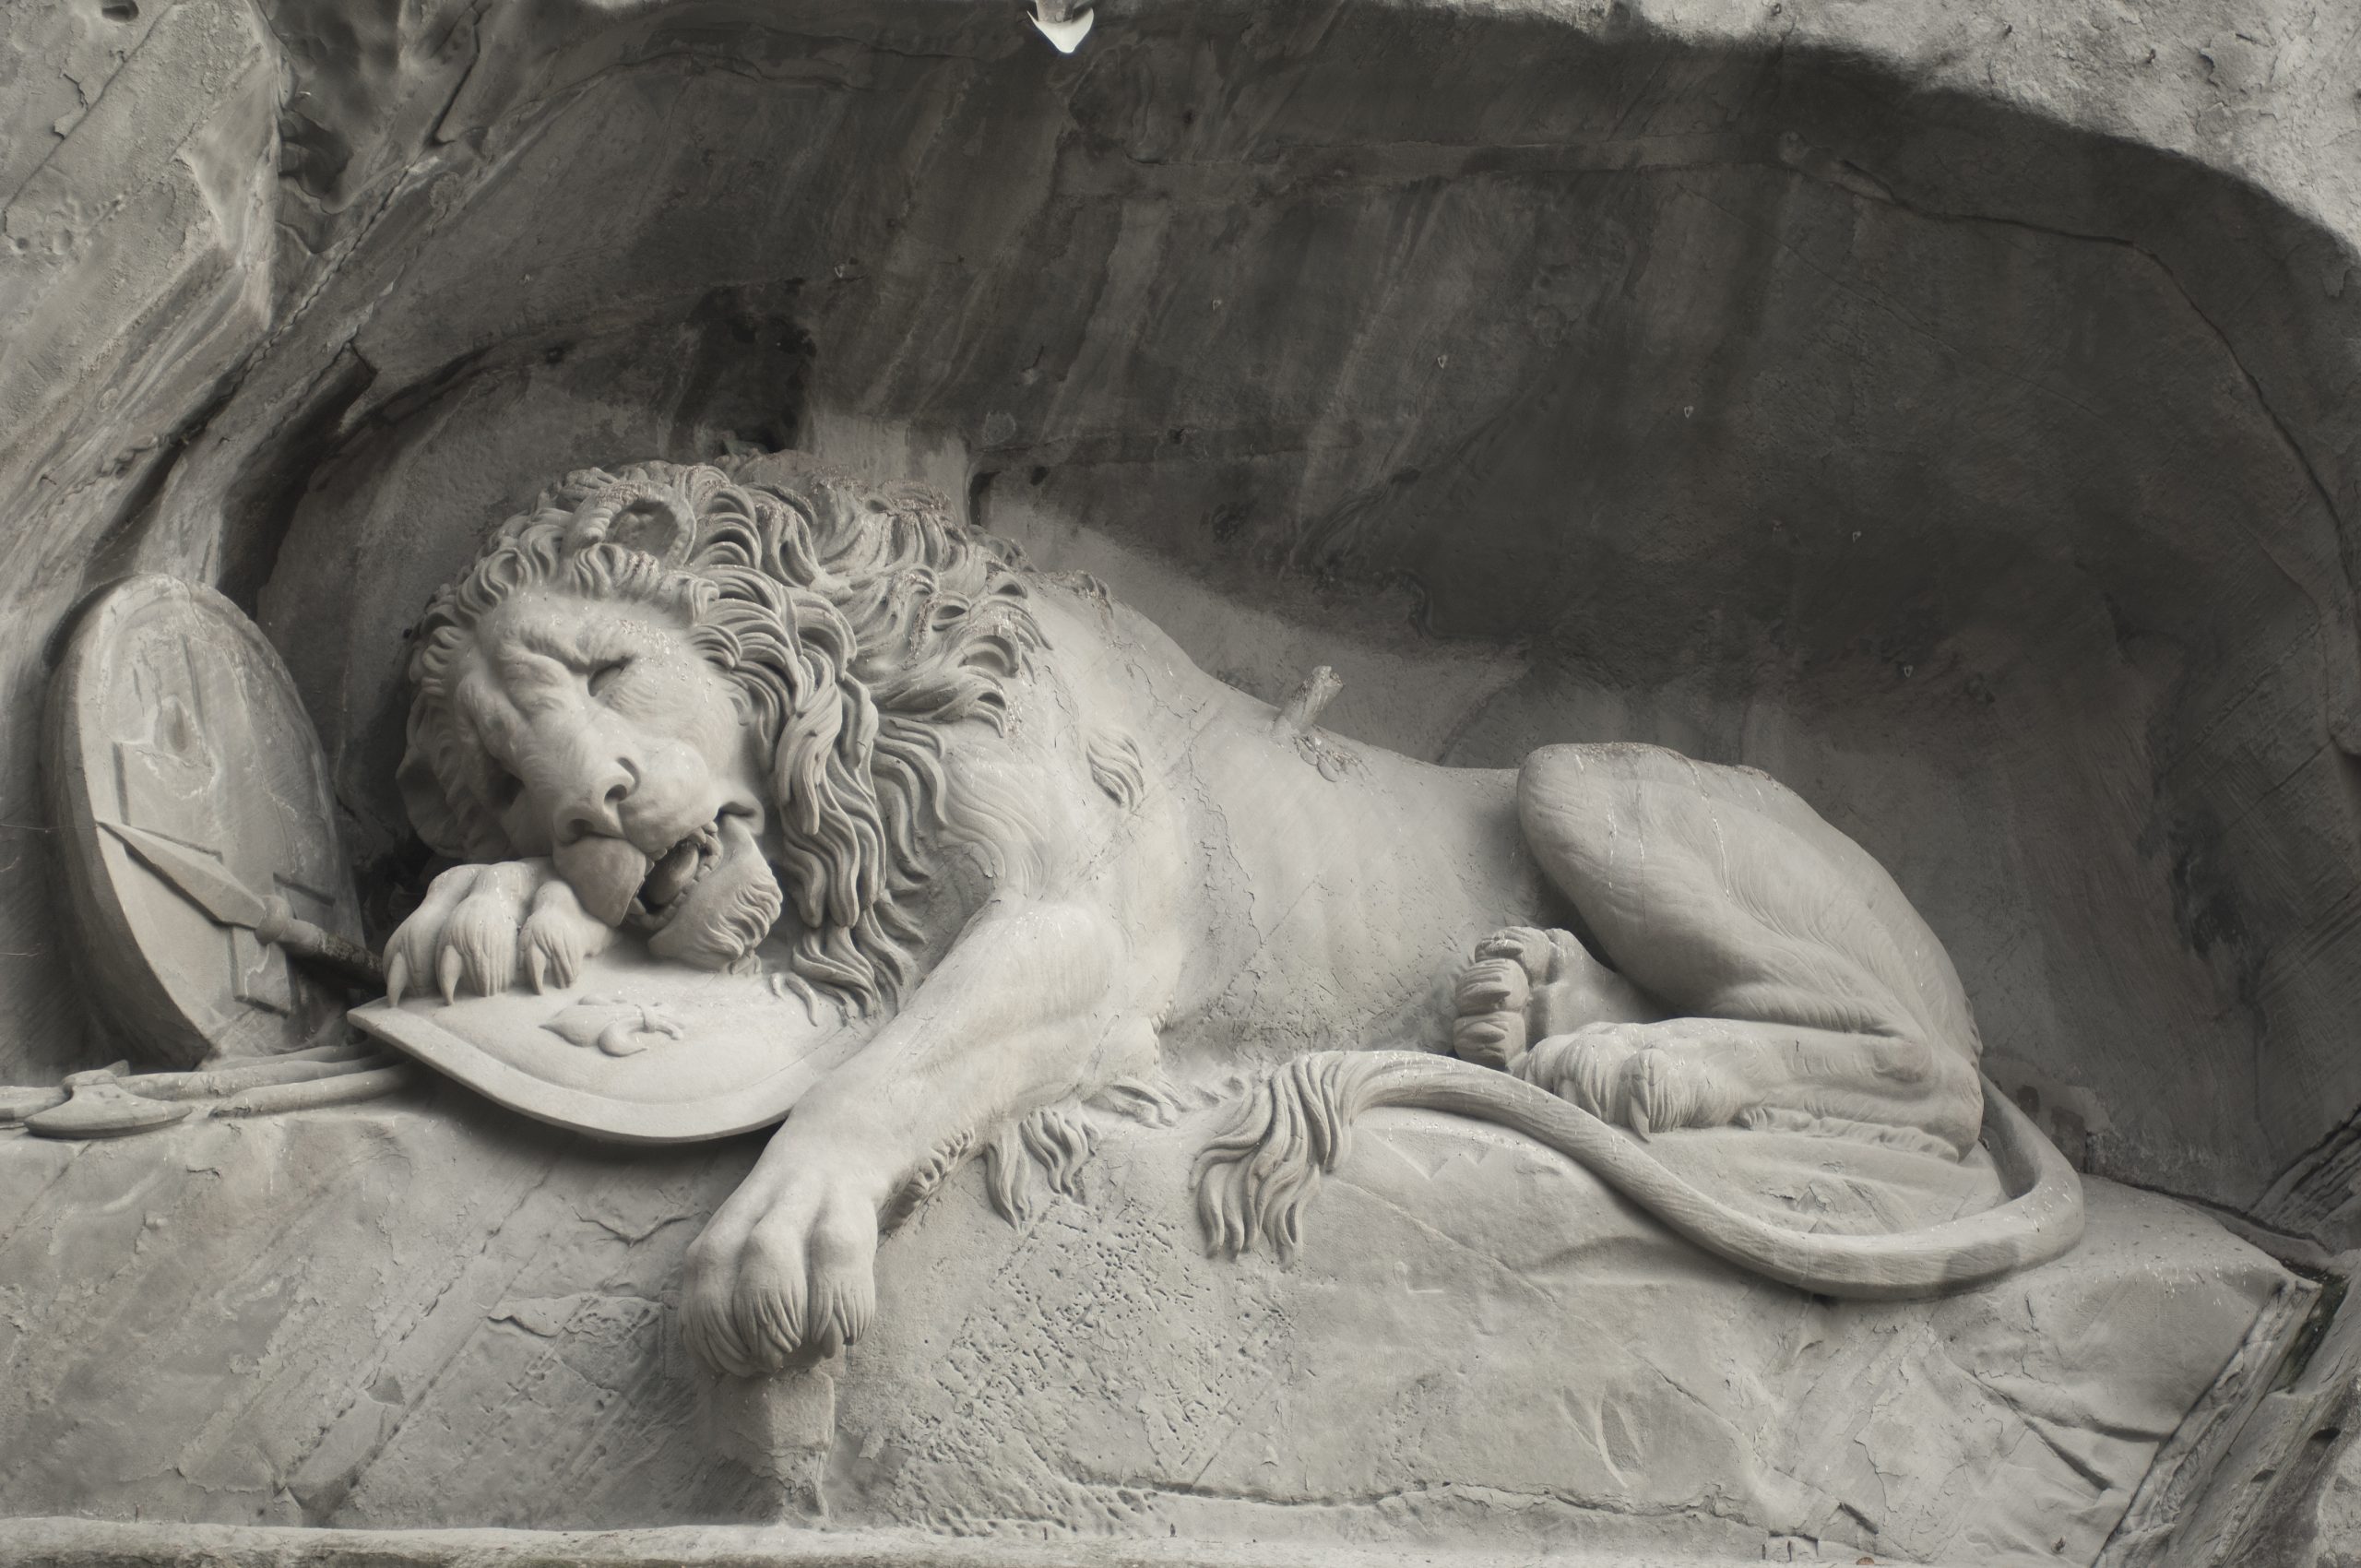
[0,1088,2304,1563]
[6,0,2361,1240]
[0,0,280,1078]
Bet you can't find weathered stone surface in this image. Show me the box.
[0,1096,2299,1562]
[0,0,280,1079]
[6,1,2361,1562]
[2,0,2347,1231]
[0,1516,1886,1568]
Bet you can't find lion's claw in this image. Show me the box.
[683,1170,881,1375]
[380,858,615,1006]
[518,878,603,995]
[377,859,618,1005]
[446,887,519,997]
[1473,926,1557,971]
[1452,927,1582,1070]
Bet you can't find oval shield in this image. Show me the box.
[45,576,367,1066]
[350,940,873,1144]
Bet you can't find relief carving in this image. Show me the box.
[30,576,409,1136]
[355,454,2083,1375]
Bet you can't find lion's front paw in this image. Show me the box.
[682,1170,880,1376]
[1517,1021,1752,1137]
[519,876,614,992]
[385,860,614,1004]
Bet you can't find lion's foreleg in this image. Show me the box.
[682,899,1132,1374]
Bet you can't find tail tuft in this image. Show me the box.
[1192,1052,1385,1260]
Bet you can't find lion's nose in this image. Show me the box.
[555,761,636,845]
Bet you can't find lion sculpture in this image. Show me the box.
[387,457,2082,1376]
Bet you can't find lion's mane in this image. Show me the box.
[398,456,1041,1012]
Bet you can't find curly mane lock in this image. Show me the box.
[398,455,1042,1013]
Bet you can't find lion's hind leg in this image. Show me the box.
[1513,742,1986,1153]
[1517,1016,1977,1152]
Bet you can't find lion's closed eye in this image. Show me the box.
[483,764,525,813]
[587,659,631,697]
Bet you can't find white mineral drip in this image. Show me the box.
[1029,0,1094,52]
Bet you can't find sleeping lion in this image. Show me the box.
[387,456,2080,1376]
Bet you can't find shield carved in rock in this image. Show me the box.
[350,942,873,1143]
[45,576,366,1066]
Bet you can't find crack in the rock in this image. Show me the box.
[0,6,177,214]
[1048,1468,1755,1527]
[1860,182,2361,731]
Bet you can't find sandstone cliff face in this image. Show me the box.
[5,0,2361,1239]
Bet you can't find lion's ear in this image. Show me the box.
[567,479,697,568]
[397,741,476,861]
[605,493,694,564]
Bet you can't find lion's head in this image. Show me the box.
[398,456,1040,1009]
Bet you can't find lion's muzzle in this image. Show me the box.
[646,814,783,969]
[553,834,654,926]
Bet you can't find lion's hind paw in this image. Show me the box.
[1452,928,1565,1069]
[1517,1022,1752,1138]
[1453,926,1597,1069]
[1452,953,1532,1069]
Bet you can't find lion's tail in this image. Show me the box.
[1192,1051,2083,1301]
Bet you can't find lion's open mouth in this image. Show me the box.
[551,809,780,969]
[633,817,730,925]
[643,811,783,970]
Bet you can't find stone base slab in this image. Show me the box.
[0,1517,1944,1567]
